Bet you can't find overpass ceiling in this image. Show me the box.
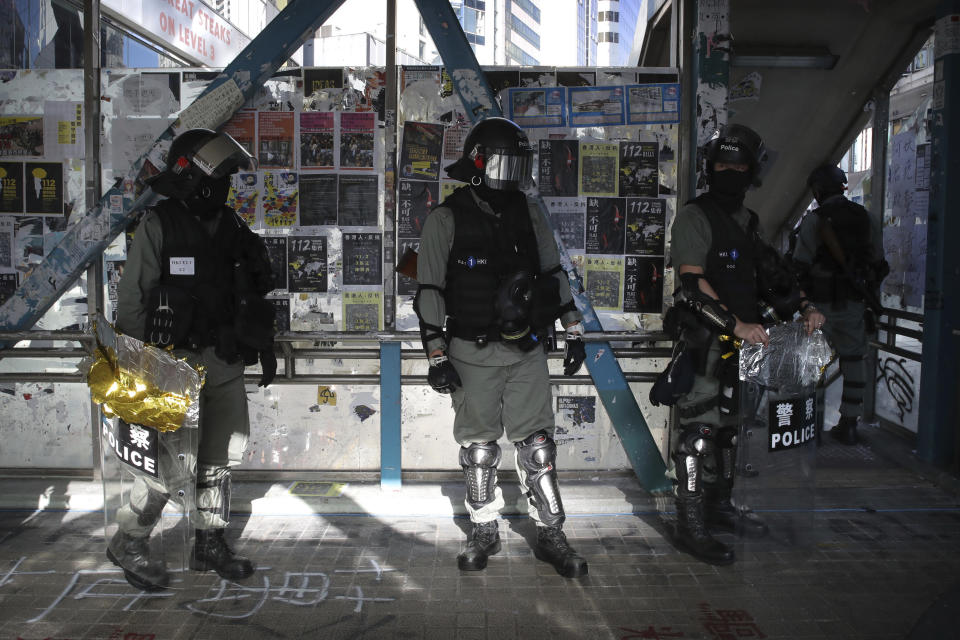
[643,0,937,237]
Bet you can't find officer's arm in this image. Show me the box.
[116,211,164,341]
[677,264,769,346]
[416,207,454,357]
[790,214,818,267]
[529,202,583,329]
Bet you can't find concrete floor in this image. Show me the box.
[1,425,958,640]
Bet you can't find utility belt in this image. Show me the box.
[448,319,548,351]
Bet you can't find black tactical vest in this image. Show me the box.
[442,187,541,340]
[814,197,873,274]
[694,194,761,324]
[155,200,247,348]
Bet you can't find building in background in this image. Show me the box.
[596,0,643,66]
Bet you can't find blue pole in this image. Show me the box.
[380,342,403,489]
[917,2,960,468]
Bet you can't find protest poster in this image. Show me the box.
[24,162,63,215]
[400,122,444,181]
[339,112,376,170]
[568,86,625,127]
[584,256,623,310]
[626,83,681,125]
[258,111,295,168]
[263,170,298,228]
[619,141,659,197]
[342,232,382,286]
[538,140,579,196]
[299,173,338,227]
[228,172,259,226]
[624,256,664,313]
[288,235,328,293]
[585,197,626,255]
[398,179,439,238]
[544,196,586,252]
[579,142,618,197]
[222,110,256,155]
[343,290,383,331]
[338,174,379,227]
[625,198,666,256]
[300,112,335,169]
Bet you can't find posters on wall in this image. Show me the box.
[258,111,295,168]
[303,68,343,96]
[624,256,664,313]
[544,197,586,252]
[507,87,567,128]
[584,256,624,310]
[299,173,338,227]
[343,290,382,331]
[568,86,626,127]
[0,217,14,273]
[538,140,579,197]
[442,113,470,162]
[396,237,420,296]
[262,236,288,292]
[338,174,379,227]
[340,112,376,170]
[625,198,666,256]
[116,72,180,117]
[263,170,298,228]
[0,272,16,306]
[619,142,659,197]
[626,83,681,125]
[228,172,259,226]
[24,162,62,216]
[110,118,173,174]
[0,116,44,156]
[398,179,438,238]
[579,142,618,197]
[342,232,382,285]
[287,235,328,293]
[400,122,444,181]
[299,112,335,169]
[223,110,256,156]
[586,197,626,255]
[43,101,83,161]
[0,163,24,214]
[270,296,291,333]
[345,66,387,118]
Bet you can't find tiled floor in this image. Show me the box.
[1,430,958,640]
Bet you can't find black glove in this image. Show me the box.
[427,354,461,394]
[563,327,586,376]
[258,348,277,387]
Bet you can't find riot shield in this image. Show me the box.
[87,316,204,589]
[734,322,832,554]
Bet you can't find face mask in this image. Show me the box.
[710,169,753,196]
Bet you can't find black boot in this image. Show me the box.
[830,416,858,445]
[674,495,735,565]
[106,530,170,591]
[534,525,588,578]
[704,484,769,538]
[457,520,501,571]
[191,529,254,580]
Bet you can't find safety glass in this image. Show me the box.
[484,150,533,188]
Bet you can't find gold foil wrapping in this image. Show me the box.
[85,316,204,433]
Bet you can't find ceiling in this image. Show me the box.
[639,0,938,238]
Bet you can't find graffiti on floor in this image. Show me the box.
[619,603,767,639]
[3,556,396,624]
[877,356,916,421]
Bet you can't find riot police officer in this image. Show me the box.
[668,124,825,564]
[414,117,588,578]
[792,164,886,445]
[110,129,277,590]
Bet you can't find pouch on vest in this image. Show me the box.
[145,284,195,348]
[649,340,695,407]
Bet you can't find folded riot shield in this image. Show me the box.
[87,316,204,588]
[734,322,832,554]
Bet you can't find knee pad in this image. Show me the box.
[459,442,501,510]
[672,423,715,496]
[514,430,565,527]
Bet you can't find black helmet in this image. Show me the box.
[148,128,256,200]
[807,164,847,199]
[444,117,533,191]
[704,123,766,186]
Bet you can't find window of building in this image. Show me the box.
[506,41,539,66]
[465,0,486,10]
[598,32,619,43]
[509,13,540,48]
[598,11,620,22]
[512,0,541,23]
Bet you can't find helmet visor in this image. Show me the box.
[191,133,257,178]
[484,151,533,190]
